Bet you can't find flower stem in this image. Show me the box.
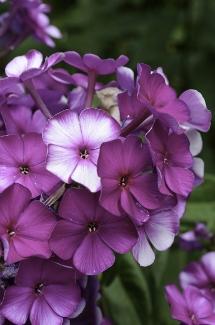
[120,111,153,137]
[24,79,52,119]
[85,70,97,108]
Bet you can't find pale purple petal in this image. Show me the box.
[5,50,43,77]
[192,157,204,187]
[45,145,79,184]
[179,90,212,132]
[80,108,121,148]
[43,110,82,147]
[184,286,213,319]
[72,159,101,193]
[179,262,209,290]
[73,234,115,275]
[132,227,155,267]
[185,129,203,156]
[0,77,20,90]
[145,209,179,250]
[64,51,86,71]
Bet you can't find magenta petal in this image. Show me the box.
[164,165,194,196]
[73,234,115,275]
[0,286,34,324]
[64,51,86,71]
[13,236,51,259]
[0,184,31,225]
[145,209,179,250]
[201,252,215,283]
[99,179,121,216]
[184,286,213,319]
[121,189,150,223]
[129,174,161,209]
[132,227,155,267]
[43,283,80,317]
[168,133,193,168]
[165,284,191,325]
[99,217,138,253]
[59,188,96,221]
[49,220,85,260]
[30,297,62,325]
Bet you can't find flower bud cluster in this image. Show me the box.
[0,48,211,324]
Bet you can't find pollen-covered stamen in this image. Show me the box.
[163,150,168,165]
[35,283,44,293]
[20,166,29,175]
[88,222,97,233]
[7,229,15,237]
[120,175,128,187]
[79,149,89,159]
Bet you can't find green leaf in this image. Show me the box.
[102,252,152,325]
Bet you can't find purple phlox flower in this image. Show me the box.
[0,104,46,136]
[178,222,212,251]
[137,63,190,133]
[165,284,215,325]
[97,135,162,222]
[0,132,59,197]
[118,88,152,133]
[21,3,62,47]
[43,108,121,192]
[179,252,215,307]
[146,119,194,196]
[0,257,81,325]
[0,50,64,89]
[132,206,179,266]
[64,51,129,76]
[179,90,212,132]
[49,188,138,275]
[0,184,57,264]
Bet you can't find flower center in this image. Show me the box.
[20,166,29,175]
[7,226,15,237]
[88,222,97,233]
[79,149,89,159]
[120,175,128,187]
[35,283,44,294]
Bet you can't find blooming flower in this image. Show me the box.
[49,188,138,275]
[97,135,161,222]
[0,257,81,325]
[132,207,179,266]
[43,108,121,192]
[0,132,59,197]
[165,284,215,325]
[0,184,57,264]
[146,120,194,196]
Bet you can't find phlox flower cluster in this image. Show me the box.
[0,45,211,325]
[0,0,61,57]
[165,252,215,325]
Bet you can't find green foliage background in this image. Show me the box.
[1,0,215,324]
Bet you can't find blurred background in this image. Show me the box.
[0,1,215,324]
